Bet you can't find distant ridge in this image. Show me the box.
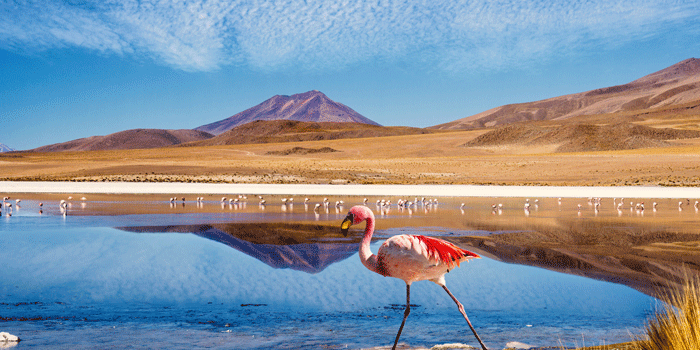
[465,122,700,152]
[186,120,433,146]
[433,58,700,130]
[0,143,14,152]
[195,90,379,135]
[31,129,213,152]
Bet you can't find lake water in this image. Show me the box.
[0,195,672,349]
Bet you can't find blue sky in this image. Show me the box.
[1,0,699,150]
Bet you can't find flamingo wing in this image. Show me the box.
[414,235,480,267]
[377,234,480,284]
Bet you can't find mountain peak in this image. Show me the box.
[273,90,323,99]
[195,91,380,135]
[633,57,700,85]
[0,143,14,152]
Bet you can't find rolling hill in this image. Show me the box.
[31,129,213,152]
[194,90,379,135]
[185,120,434,146]
[433,58,700,130]
[465,122,700,152]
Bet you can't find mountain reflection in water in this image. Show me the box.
[119,223,358,274]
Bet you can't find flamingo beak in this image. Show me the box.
[340,213,354,236]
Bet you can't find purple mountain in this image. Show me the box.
[195,90,380,135]
[0,143,14,152]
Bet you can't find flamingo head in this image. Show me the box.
[341,205,373,236]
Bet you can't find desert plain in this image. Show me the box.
[2,127,700,187]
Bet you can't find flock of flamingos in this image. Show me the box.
[2,193,700,218]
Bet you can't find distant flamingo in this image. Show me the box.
[59,200,68,216]
[340,205,487,350]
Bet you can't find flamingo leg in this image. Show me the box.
[391,284,411,350]
[442,285,488,350]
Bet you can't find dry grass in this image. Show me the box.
[576,344,640,350]
[577,272,700,350]
[636,273,700,350]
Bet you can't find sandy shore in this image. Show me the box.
[2,181,700,198]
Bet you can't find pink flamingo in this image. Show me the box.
[341,205,487,350]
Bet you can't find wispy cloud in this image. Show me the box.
[1,0,698,72]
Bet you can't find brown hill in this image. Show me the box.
[434,58,700,130]
[195,90,380,135]
[266,147,339,156]
[31,129,213,152]
[465,122,700,152]
[185,120,435,146]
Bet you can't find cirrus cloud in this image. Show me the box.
[1,0,698,72]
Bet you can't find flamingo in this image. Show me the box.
[340,206,487,350]
[59,200,68,216]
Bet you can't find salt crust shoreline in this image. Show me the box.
[1,181,700,198]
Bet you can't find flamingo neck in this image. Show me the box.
[359,215,381,275]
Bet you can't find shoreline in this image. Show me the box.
[1,181,700,198]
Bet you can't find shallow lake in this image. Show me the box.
[2,194,689,349]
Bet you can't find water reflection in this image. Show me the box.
[119,223,357,274]
[4,195,700,347]
[0,223,655,349]
[2,196,699,298]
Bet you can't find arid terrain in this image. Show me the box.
[3,123,700,186]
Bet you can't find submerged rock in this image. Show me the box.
[505,341,534,349]
[430,344,474,349]
[0,332,20,343]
